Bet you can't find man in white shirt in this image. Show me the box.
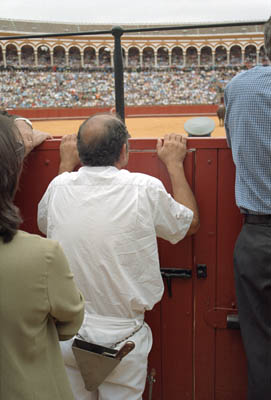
[38,113,199,400]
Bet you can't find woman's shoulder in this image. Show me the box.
[1,231,66,280]
[15,230,60,255]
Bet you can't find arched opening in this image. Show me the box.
[157,47,169,67]
[0,47,3,66]
[229,45,241,65]
[69,46,81,67]
[99,47,111,67]
[200,46,212,66]
[215,46,227,65]
[143,47,154,68]
[6,44,18,66]
[186,46,198,66]
[171,47,183,67]
[84,47,96,66]
[128,47,140,67]
[53,46,66,67]
[21,45,34,66]
[38,45,50,66]
[244,45,257,65]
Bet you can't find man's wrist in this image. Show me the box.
[58,161,76,174]
[166,161,184,175]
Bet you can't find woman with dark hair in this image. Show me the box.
[0,115,84,400]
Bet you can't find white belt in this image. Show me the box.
[78,312,144,348]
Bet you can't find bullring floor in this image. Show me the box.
[32,115,226,138]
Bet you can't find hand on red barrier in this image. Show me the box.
[15,119,52,157]
[59,134,80,174]
[156,133,187,170]
[32,129,52,150]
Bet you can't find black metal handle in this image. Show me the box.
[161,268,192,297]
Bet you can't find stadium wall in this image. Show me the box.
[7,104,218,120]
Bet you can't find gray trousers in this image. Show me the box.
[234,222,271,400]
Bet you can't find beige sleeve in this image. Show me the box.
[46,240,85,340]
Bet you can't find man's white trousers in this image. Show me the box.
[60,316,153,400]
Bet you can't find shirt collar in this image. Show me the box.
[79,165,119,174]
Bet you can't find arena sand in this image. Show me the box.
[32,116,226,138]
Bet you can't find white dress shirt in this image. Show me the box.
[38,166,193,321]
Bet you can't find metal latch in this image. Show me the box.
[161,268,192,297]
[197,264,207,279]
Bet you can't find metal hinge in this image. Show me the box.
[196,264,207,279]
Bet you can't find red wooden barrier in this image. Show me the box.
[14,137,246,400]
[8,104,218,120]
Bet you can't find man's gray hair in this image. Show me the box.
[77,113,130,167]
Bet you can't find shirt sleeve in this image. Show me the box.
[147,179,194,244]
[224,87,231,148]
[46,240,85,341]
[37,184,52,235]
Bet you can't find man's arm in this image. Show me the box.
[157,133,200,236]
[38,135,79,233]
[0,112,52,156]
[14,118,52,157]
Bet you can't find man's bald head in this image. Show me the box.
[77,113,130,167]
[79,114,115,145]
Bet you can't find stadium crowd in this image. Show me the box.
[0,66,243,108]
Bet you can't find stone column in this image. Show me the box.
[123,49,127,68]
[226,50,230,65]
[65,50,69,66]
[3,48,6,68]
[139,51,143,68]
[18,51,21,67]
[50,50,54,66]
[154,50,157,68]
[169,50,172,67]
[183,52,186,67]
[241,49,245,65]
[34,49,38,67]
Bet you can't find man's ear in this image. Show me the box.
[122,142,128,155]
[115,143,129,169]
[120,142,129,164]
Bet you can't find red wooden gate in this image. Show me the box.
[15,137,247,399]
